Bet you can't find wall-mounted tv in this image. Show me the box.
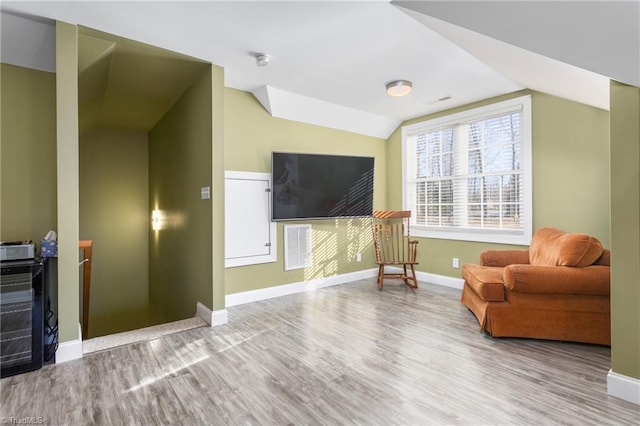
[271,152,374,221]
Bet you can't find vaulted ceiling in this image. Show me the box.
[2,1,638,139]
[78,29,208,133]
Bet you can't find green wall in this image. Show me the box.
[0,64,57,243]
[210,66,226,311]
[386,90,610,278]
[609,81,640,380]
[148,67,214,323]
[56,22,81,343]
[224,88,386,295]
[79,127,150,338]
[532,92,610,242]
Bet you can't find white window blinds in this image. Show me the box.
[403,95,532,245]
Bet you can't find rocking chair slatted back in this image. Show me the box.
[371,210,419,290]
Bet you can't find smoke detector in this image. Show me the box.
[255,53,271,67]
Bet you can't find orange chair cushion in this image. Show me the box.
[530,227,603,267]
[462,264,505,302]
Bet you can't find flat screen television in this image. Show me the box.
[271,152,374,221]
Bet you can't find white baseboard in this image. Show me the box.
[416,271,464,290]
[196,302,228,327]
[56,323,83,363]
[385,266,464,290]
[196,302,212,325]
[225,268,464,307]
[608,369,640,405]
[225,268,378,307]
[211,309,228,326]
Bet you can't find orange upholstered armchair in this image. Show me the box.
[461,227,611,345]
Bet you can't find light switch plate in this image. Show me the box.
[201,186,211,200]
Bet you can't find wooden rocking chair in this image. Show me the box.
[371,210,419,290]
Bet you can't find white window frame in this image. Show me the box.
[402,95,532,245]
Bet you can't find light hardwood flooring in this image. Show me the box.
[1,279,639,425]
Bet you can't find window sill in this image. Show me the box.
[412,226,531,246]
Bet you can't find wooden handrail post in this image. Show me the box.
[79,240,93,340]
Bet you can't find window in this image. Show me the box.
[402,95,532,245]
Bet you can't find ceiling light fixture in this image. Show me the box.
[386,80,413,97]
[255,53,271,67]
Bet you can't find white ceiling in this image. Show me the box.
[396,1,640,89]
[2,1,636,139]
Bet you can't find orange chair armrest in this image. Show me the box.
[503,264,610,296]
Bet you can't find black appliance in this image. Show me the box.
[0,259,44,378]
[271,152,375,221]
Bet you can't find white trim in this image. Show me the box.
[225,267,464,308]
[401,96,528,138]
[225,170,269,181]
[412,227,531,246]
[196,302,212,326]
[403,98,525,133]
[385,266,464,290]
[224,170,277,268]
[211,309,228,326]
[55,323,83,363]
[607,370,640,405]
[402,94,532,246]
[196,302,228,326]
[56,340,83,363]
[416,271,464,290]
[224,268,464,307]
[226,268,378,307]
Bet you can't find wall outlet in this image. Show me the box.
[356,252,362,262]
[452,257,460,269]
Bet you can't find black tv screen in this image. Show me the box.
[272,152,374,221]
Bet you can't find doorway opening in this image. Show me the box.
[78,28,213,350]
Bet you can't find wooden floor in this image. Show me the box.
[2,279,639,425]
